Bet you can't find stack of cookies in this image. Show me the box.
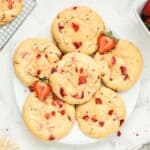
[13,6,143,141]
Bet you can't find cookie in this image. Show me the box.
[95,40,143,91]
[23,92,75,141]
[13,38,61,86]
[51,6,105,55]
[76,87,126,138]
[49,52,101,104]
[0,0,23,25]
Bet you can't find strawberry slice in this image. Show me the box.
[33,81,51,101]
[8,0,14,9]
[142,0,150,16]
[98,35,116,54]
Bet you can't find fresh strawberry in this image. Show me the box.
[145,17,150,24]
[8,0,14,9]
[98,35,116,54]
[33,81,51,101]
[142,0,150,16]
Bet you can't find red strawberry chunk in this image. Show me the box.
[51,67,57,74]
[91,117,97,122]
[79,67,83,73]
[72,22,79,32]
[99,121,104,127]
[36,54,41,59]
[60,110,65,115]
[57,100,63,108]
[82,115,89,121]
[111,56,116,65]
[145,17,150,24]
[33,81,51,101]
[72,6,77,10]
[120,66,127,75]
[58,23,64,32]
[36,70,41,76]
[117,131,121,137]
[78,76,87,85]
[108,110,114,115]
[73,41,82,49]
[95,98,102,104]
[60,88,67,97]
[8,0,14,9]
[120,119,124,126]
[29,86,34,92]
[51,111,56,116]
[48,135,55,141]
[45,113,50,120]
[143,0,150,16]
[98,35,116,54]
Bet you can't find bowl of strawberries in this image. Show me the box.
[134,0,150,34]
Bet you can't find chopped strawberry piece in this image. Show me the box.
[8,0,14,9]
[51,111,56,116]
[72,92,84,99]
[82,115,89,121]
[98,35,116,54]
[60,88,67,97]
[33,81,51,101]
[142,0,150,16]
[91,117,97,122]
[73,41,82,49]
[52,94,59,101]
[78,76,87,85]
[36,70,41,76]
[72,22,79,32]
[48,135,55,141]
[60,110,65,115]
[99,121,104,127]
[72,6,77,10]
[108,110,114,115]
[36,54,41,59]
[111,56,116,65]
[95,98,102,104]
[45,113,50,119]
[57,100,63,108]
[51,67,57,74]
[117,131,121,137]
[58,23,64,32]
[120,66,127,75]
[79,67,83,73]
[119,119,124,126]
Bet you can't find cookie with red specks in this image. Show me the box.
[49,52,101,104]
[76,87,126,138]
[13,38,62,86]
[0,0,23,25]
[94,40,143,91]
[23,92,75,141]
[51,6,105,55]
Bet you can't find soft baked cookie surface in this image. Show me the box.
[51,6,105,55]
[76,87,126,138]
[23,93,75,141]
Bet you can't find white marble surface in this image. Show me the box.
[0,0,150,149]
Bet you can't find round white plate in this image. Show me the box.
[13,21,140,145]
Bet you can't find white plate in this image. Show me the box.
[13,7,141,145]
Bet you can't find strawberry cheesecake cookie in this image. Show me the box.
[51,6,105,55]
[23,92,75,141]
[95,35,143,91]
[49,52,101,104]
[76,87,126,138]
[13,38,62,86]
[0,0,23,25]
